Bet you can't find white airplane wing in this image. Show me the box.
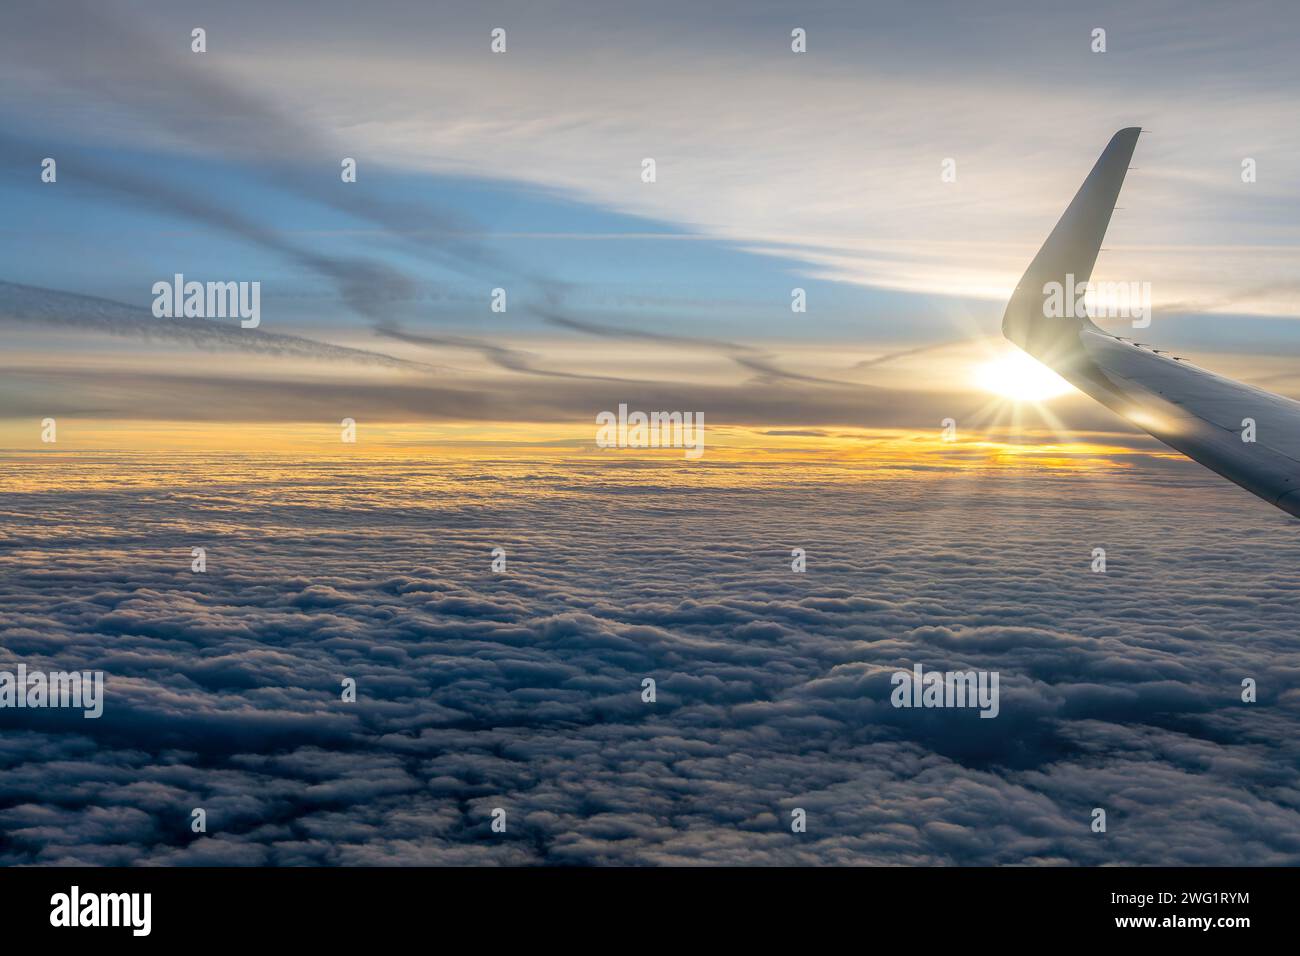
[1003,127,1300,518]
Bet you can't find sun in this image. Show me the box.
[974,349,1075,402]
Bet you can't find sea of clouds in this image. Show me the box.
[1,452,1298,865]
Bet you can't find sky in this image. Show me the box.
[2,0,1300,867]
[3,0,1300,453]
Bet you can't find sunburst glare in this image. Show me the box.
[973,348,1076,402]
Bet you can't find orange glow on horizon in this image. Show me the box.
[0,418,1167,476]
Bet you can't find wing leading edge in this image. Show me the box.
[1002,128,1300,518]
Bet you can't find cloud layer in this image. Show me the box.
[1,452,1297,864]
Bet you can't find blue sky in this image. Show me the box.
[2,0,1300,436]
[2,143,935,342]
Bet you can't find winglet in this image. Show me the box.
[1002,128,1141,367]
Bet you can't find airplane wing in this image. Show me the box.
[1002,127,1300,518]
